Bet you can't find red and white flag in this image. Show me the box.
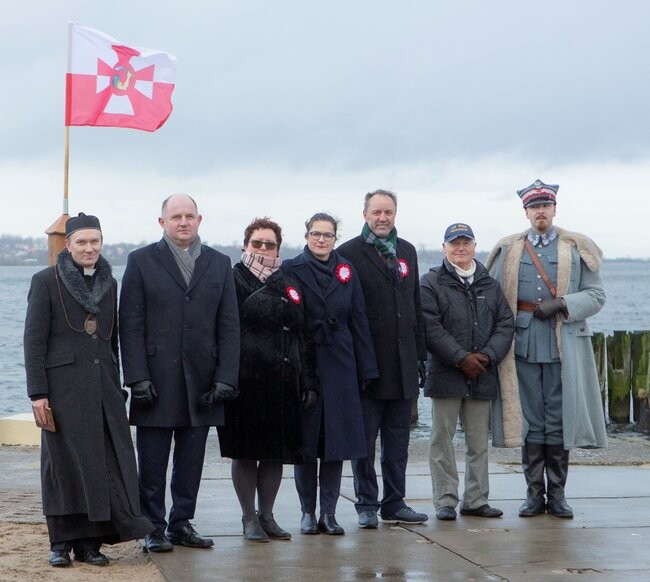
[65,23,176,132]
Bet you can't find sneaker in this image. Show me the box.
[380,506,429,524]
[435,506,457,521]
[459,504,503,518]
[358,510,378,529]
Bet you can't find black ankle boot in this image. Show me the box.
[259,513,291,540]
[242,513,270,541]
[318,513,344,535]
[519,442,547,517]
[545,444,574,519]
[300,512,319,534]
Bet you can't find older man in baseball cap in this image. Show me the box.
[420,223,514,521]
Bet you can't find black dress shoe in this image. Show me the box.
[459,504,503,518]
[300,512,319,534]
[318,513,344,535]
[166,523,214,548]
[142,530,174,553]
[49,550,72,567]
[74,548,109,566]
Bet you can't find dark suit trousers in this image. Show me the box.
[352,398,412,516]
[136,426,210,532]
[294,461,343,514]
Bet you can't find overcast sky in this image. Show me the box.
[3,1,649,258]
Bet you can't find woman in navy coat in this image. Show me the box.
[282,213,378,535]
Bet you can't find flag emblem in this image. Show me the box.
[65,23,176,131]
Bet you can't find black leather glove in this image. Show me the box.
[417,360,427,389]
[458,353,487,380]
[198,382,239,410]
[301,390,318,410]
[130,380,158,408]
[534,297,567,319]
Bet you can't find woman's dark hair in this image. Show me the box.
[304,212,339,235]
[243,217,283,250]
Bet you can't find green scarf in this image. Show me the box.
[361,223,401,286]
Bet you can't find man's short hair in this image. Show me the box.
[161,194,199,216]
[363,189,398,213]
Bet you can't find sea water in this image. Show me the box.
[1,261,649,417]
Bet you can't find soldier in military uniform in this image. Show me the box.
[486,179,607,519]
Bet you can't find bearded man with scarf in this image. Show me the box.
[338,189,429,528]
[24,213,153,568]
[420,223,514,521]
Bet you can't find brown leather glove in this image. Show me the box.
[458,353,487,380]
[534,297,567,319]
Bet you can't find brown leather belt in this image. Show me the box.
[517,300,537,313]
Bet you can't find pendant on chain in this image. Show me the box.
[84,315,97,335]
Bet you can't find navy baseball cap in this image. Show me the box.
[444,223,475,243]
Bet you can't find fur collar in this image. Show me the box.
[486,227,603,272]
[56,250,113,314]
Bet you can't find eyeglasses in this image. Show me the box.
[249,240,278,250]
[308,231,336,241]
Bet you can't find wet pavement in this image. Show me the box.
[3,432,650,581]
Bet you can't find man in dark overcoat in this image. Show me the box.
[119,194,240,552]
[337,189,429,528]
[24,213,153,568]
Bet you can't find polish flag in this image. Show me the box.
[65,23,176,132]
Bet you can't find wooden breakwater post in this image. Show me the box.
[607,331,632,424]
[592,332,607,411]
[632,331,650,432]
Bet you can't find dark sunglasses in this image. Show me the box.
[249,240,278,250]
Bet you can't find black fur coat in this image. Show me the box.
[217,263,318,463]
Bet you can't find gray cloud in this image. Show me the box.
[3,0,649,171]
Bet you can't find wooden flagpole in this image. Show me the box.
[46,25,74,266]
[46,126,70,266]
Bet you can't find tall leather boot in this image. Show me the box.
[545,444,574,519]
[518,442,546,517]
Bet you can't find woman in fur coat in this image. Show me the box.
[217,217,319,542]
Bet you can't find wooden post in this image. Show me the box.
[607,331,632,424]
[46,126,71,265]
[631,331,650,431]
[46,214,69,266]
[591,332,607,415]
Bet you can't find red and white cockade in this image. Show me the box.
[398,258,409,278]
[286,287,301,304]
[336,263,353,283]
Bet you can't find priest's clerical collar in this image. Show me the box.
[528,228,557,247]
[72,261,96,277]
